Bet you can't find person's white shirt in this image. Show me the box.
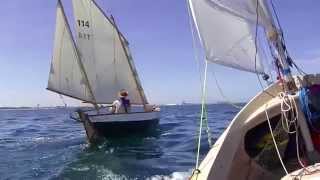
[110,100,121,113]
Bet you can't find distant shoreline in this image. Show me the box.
[0,106,76,110]
[161,102,246,106]
[0,102,247,110]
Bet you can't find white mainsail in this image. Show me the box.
[47,0,93,102]
[72,0,147,105]
[189,0,275,74]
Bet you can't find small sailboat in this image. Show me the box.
[47,0,160,143]
[187,0,320,179]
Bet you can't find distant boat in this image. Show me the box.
[181,101,194,106]
[188,0,320,179]
[165,103,178,106]
[47,0,160,143]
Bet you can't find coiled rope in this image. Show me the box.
[264,92,310,176]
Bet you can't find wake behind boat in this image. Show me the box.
[187,0,320,179]
[47,0,160,143]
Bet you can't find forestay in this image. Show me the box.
[72,0,147,104]
[189,0,275,74]
[47,1,92,102]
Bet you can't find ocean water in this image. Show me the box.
[0,104,240,180]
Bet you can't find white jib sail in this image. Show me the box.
[47,1,92,102]
[189,0,275,74]
[72,0,147,104]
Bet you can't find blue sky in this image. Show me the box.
[0,0,319,107]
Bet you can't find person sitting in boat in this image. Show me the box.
[119,89,131,113]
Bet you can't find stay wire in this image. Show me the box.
[186,0,213,170]
[270,0,307,75]
[210,65,241,109]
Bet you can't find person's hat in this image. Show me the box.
[119,89,128,97]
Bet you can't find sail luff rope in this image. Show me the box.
[186,0,204,85]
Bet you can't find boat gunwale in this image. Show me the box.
[87,111,159,117]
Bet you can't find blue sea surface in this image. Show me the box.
[0,104,240,180]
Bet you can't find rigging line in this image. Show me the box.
[270,0,307,75]
[253,0,275,98]
[196,60,209,170]
[280,92,307,170]
[270,0,285,42]
[204,105,213,147]
[186,0,213,161]
[210,65,241,109]
[292,61,307,75]
[264,103,289,175]
[260,34,275,82]
[202,75,213,147]
[59,94,68,110]
[260,1,299,173]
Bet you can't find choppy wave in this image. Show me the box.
[0,105,238,179]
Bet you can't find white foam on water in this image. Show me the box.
[71,166,90,172]
[104,147,114,154]
[161,132,173,136]
[94,166,191,180]
[96,166,130,180]
[146,170,192,180]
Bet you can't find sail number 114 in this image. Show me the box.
[77,20,90,28]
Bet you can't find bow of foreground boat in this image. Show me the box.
[191,74,320,180]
